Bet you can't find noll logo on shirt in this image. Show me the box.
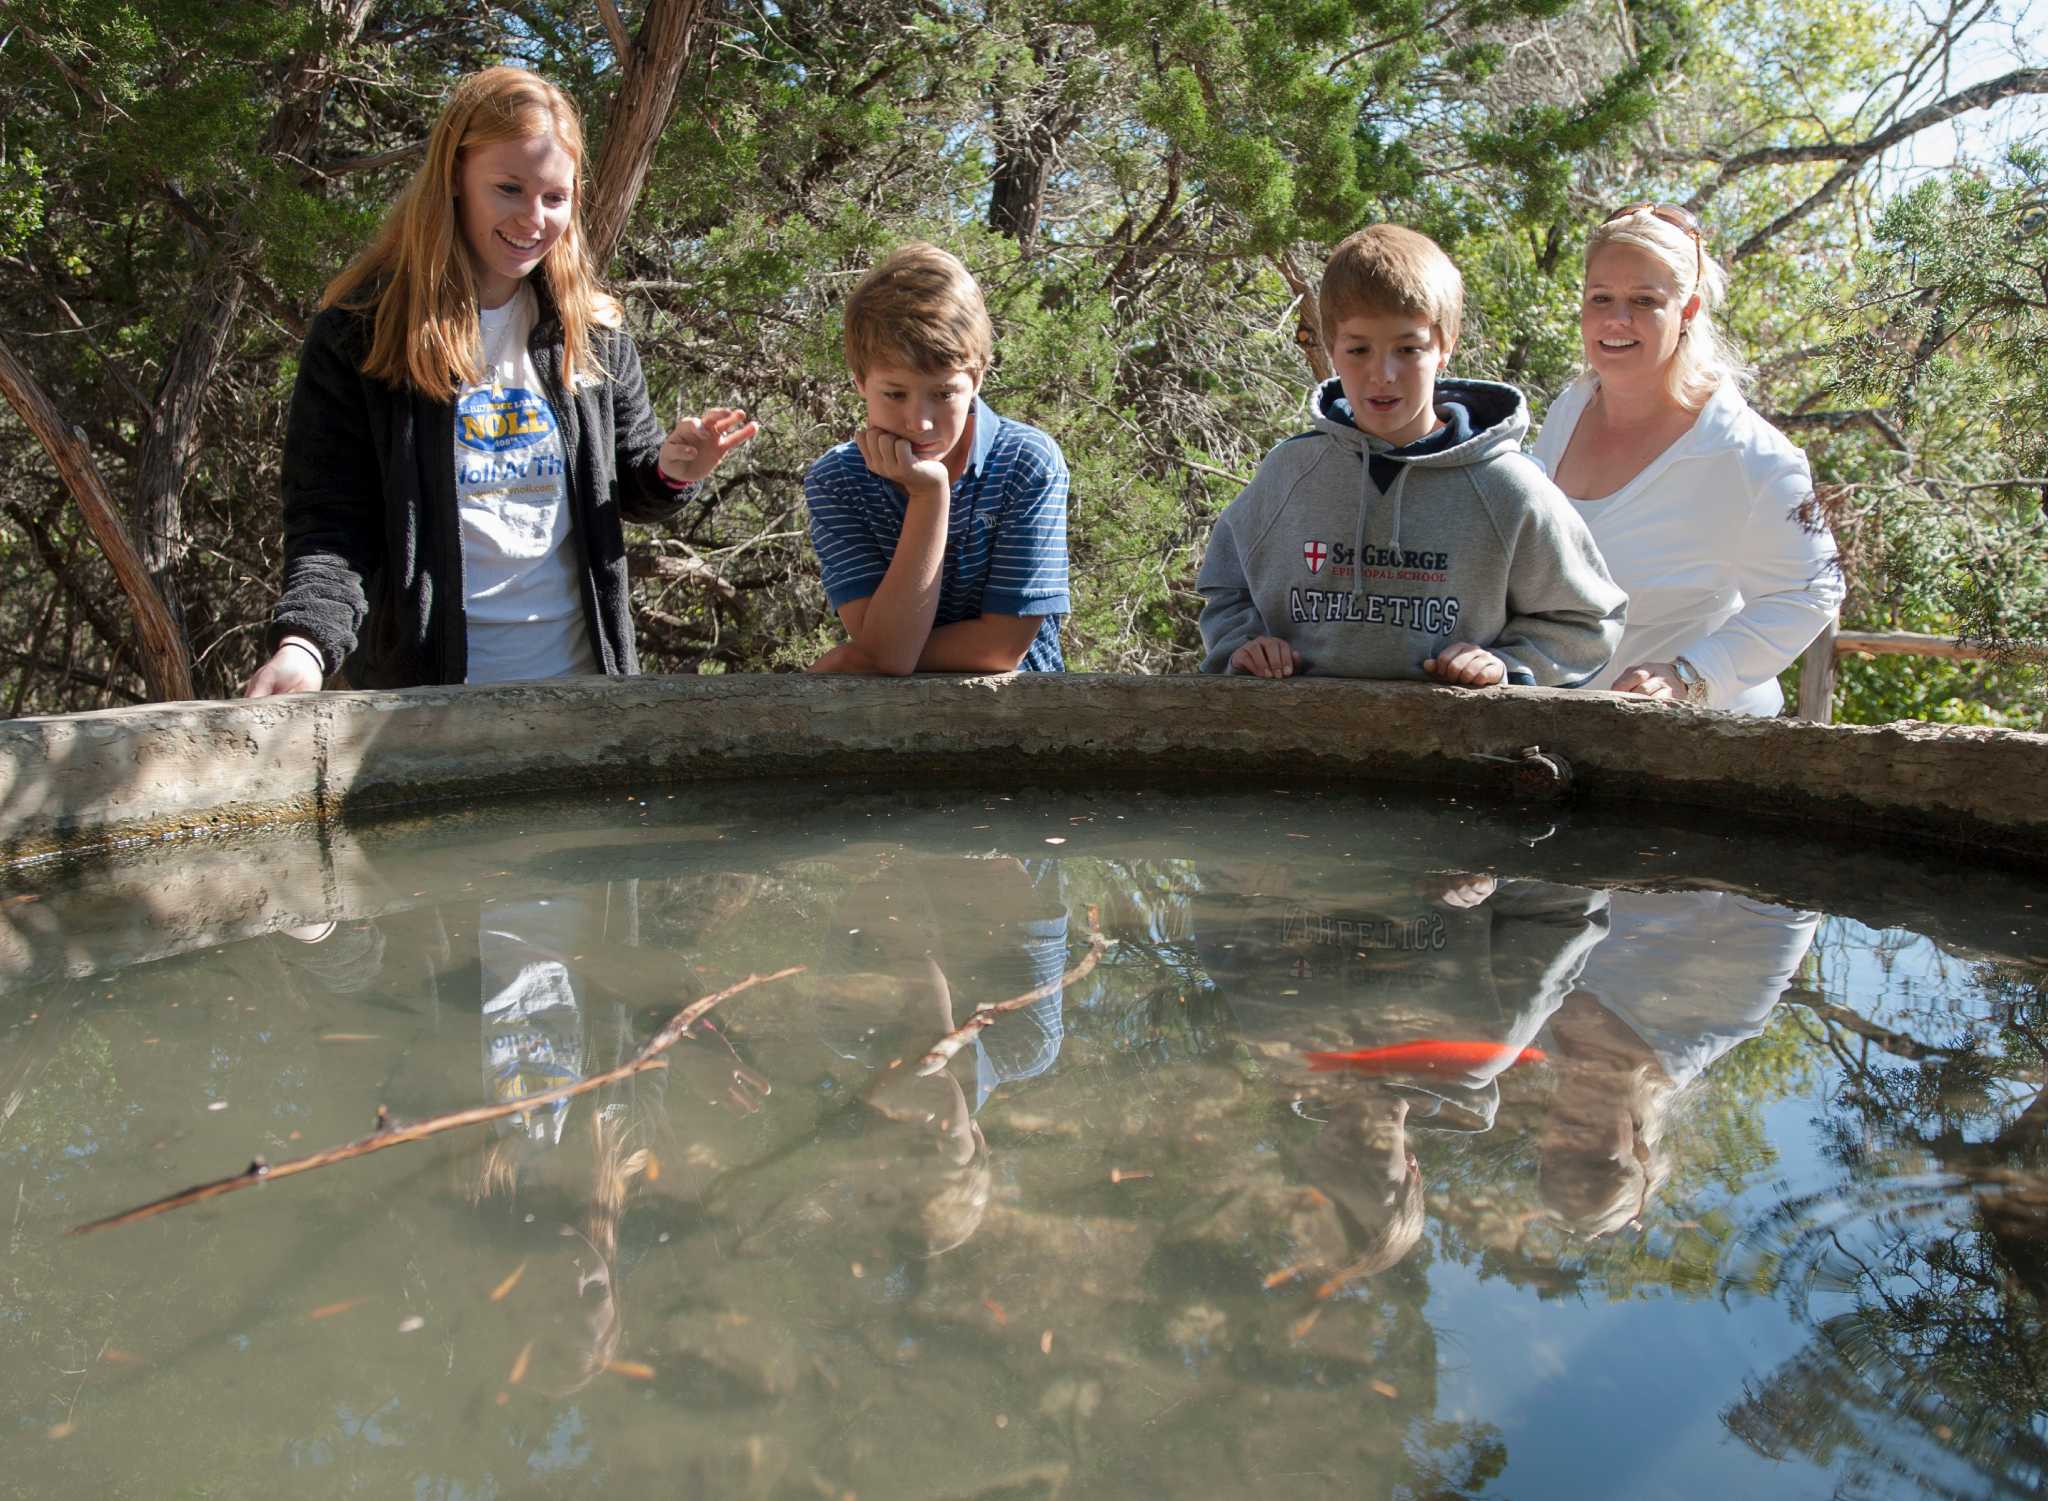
[1303,539,1329,574]
[457,387,556,453]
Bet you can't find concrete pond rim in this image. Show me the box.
[0,673,2043,872]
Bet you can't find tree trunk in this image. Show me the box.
[130,0,376,668]
[987,100,1055,244]
[0,338,194,702]
[585,0,711,265]
[1273,251,1332,384]
[987,42,1080,247]
[132,275,247,642]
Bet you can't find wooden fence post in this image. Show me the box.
[1796,619,1838,723]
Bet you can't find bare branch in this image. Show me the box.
[1686,66,2048,257]
[299,139,426,184]
[626,545,738,599]
[911,926,1106,1078]
[585,0,712,264]
[597,0,634,63]
[68,967,804,1235]
[1784,986,1953,1062]
[0,646,145,705]
[1271,250,1332,384]
[0,342,192,700]
[1763,407,1912,453]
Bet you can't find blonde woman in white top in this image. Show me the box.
[1530,205,1843,714]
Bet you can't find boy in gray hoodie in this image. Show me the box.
[1199,225,1625,686]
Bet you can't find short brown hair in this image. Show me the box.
[1320,224,1464,348]
[842,243,994,380]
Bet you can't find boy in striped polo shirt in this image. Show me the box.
[804,243,1070,674]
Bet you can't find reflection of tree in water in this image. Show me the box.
[24,840,2041,1498]
[1719,960,2048,1499]
[1062,858,1528,1497]
[1416,1001,1820,1303]
[1056,858,1211,1045]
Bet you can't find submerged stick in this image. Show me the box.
[68,967,804,1236]
[914,917,1106,1077]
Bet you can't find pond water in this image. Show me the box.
[3,781,2045,1500]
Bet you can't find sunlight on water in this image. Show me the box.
[2,781,2043,1500]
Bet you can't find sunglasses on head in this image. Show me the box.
[1602,201,1704,286]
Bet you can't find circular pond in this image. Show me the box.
[4,729,2045,1498]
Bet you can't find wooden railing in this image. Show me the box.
[1794,622,2009,722]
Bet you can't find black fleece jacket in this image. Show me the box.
[269,285,686,689]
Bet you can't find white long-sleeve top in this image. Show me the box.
[1531,376,1844,714]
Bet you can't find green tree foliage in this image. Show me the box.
[1808,154,2048,725]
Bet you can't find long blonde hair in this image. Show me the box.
[323,66,615,401]
[1584,209,1751,412]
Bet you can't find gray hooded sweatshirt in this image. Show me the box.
[1198,378,1626,684]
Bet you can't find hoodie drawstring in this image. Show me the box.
[1353,463,1413,599]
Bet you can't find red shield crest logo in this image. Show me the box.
[1303,540,1328,574]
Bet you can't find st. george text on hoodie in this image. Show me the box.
[1198,377,1627,684]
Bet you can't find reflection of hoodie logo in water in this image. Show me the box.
[1282,909,1446,951]
[1303,539,1329,574]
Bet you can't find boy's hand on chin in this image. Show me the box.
[1422,642,1507,688]
[855,427,949,497]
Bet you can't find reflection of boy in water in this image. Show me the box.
[1293,1088,1428,1283]
[829,854,1068,1255]
[1537,891,1818,1236]
[1219,865,1610,1131]
[1199,865,1610,1277]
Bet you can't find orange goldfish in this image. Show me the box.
[1302,1040,1546,1074]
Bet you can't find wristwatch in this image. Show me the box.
[1671,656,1709,705]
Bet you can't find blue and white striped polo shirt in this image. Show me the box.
[803,398,1071,671]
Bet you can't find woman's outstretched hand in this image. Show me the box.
[660,406,760,486]
[243,640,323,697]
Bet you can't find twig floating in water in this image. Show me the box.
[913,925,1107,1078]
[67,967,804,1236]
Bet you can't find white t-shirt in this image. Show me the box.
[455,284,597,683]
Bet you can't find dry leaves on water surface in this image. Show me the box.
[308,1297,370,1321]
